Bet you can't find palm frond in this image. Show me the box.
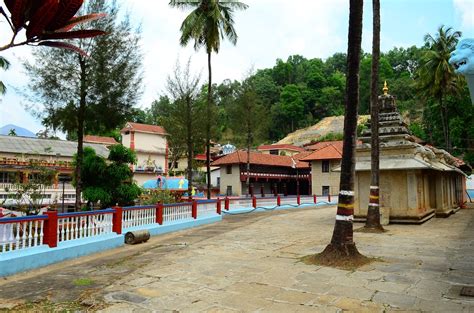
[171,0,247,53]
[169,0,200,10]
[0,81,6,95]
[0,57,10,70]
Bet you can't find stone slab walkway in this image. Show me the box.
[0,206,473,312]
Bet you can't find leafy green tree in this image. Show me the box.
[317,86,345,116]
[416,26,462,152]
[7,128,16,136]
[274,84,305,133]
[80,145,141,208]
[155,59,205,197]
[359,56,393,113]
[383,46,423,78]
[324,52,347,76]
[24,0,143,210]
[4,166,56,215]
[252,69,281,109]
[228,74,268,194]
[169,0,248,199]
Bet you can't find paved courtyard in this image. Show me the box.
[0,206,473,312]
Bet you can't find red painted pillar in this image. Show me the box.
[252,196,257,208]
[277,195,281,206]
[328,193,331,202]
[130,131,135,151]
[156,203,163,225]
[225,197,230,211]
[112,206,123,234]
[313,194,317,204]
[192,201,197,219]
[216,198,221,215]
[297,195,301,205]
[44,211,58,248]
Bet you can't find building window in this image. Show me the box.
[226,165,232,174]
[226,185,232,196]
[322,186,330,196]
[269,149,278,155]
[216,177,220,187]
[0,172,15,183]
[322,160,330,172]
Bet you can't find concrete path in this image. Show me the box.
[0,206,473,312]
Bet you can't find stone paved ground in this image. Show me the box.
[0,206,473,312]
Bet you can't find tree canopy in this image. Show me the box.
[80,145,141,208]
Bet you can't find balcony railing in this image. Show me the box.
[0,158,74,169]
[0,183,75,191]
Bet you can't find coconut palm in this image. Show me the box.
[0,56,10,94]
[416,26,462,152]
[169,0,248,199]
[318,0,365,261]
[365,0,384,231]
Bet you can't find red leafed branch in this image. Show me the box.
[0,0,106,55]
[46,0,84,31]
[43,30,107,40]
[38,40,88,57]
[55,13,107,32]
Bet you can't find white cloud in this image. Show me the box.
[453,0,474,30]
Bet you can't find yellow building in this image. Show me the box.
[120,122,168,186]
[300,141,343,196]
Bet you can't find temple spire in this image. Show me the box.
[383,80,388,95]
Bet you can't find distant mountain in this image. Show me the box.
[0,124,36,137]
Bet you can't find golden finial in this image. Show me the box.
[383,80,388,95]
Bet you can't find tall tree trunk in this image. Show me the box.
[322,0,363,256]
[206,52,212,199]
[186,95,193,199]
[75,56,86,211]
[246,114,251,196]
[365,0,383,230]
[439,95,449,151]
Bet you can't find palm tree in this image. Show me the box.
[169,0,248,199]
[318,0,365,261]
[416,26,462,152]
[8,128,16,136]
[0,56,10,95]
[365,0,384,231]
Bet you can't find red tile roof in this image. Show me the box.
[83,135,118,145]
[194,154,207,161]
[305,140,344,152]
[257,144,305,152]
[211,150,309,168]
[121,122,167,135]
[300,144,343,161]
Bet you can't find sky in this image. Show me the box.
[0,0,473,136]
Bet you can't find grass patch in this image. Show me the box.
[73,278,95,286]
